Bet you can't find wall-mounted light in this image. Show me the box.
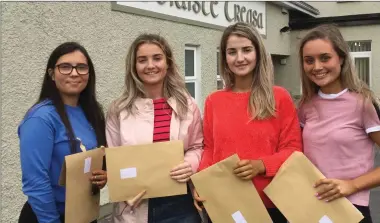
[280,26,291,33]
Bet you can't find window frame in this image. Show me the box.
[350,51,372,87]
[216,50,224,90]
[185,46,201,105]
[348,40,372,88]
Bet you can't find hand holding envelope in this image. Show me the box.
[170,161,193,183]
[263,151,364,223]
[90,169,107,189]
[125,160,193,210]
[193,158,267,212]
[191,154,273,223]
[88,145,107,190]
[233,159,266,180]
[105,140,187,203]
[314,178,358,202]
[192,189,205,211]
[59,146,104,223]
[125,189,147,212]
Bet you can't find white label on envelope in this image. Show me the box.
[120,168,137,179]
[84,157,91,173]
[232,211,247,223]
[319,215,333,223]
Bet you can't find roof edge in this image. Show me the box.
[273,1,320,17]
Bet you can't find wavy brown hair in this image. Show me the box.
[219,22,275,120]
[109,34,190,119]
[298,24,379,106]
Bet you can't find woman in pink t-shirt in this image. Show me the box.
[298,24,380,223]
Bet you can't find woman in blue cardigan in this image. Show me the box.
[18,42,107,223]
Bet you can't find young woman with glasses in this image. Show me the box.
[18,42,107,223]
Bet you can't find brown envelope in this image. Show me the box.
[264,151,364,223]
[59,147,104,223]
[191,154,273,223]
[105,140,187,202]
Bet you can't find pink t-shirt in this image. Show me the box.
[298,89,380,206]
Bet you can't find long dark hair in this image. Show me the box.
[29,42,106,154]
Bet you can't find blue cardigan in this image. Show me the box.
[18,100,97,223]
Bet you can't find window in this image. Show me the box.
[185,46,201,104]
[347,41,372,87]
[348,41,371,52]
[216,50,224,90]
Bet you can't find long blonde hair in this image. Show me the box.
[109,34,190,119]
[298,24,379,106]
[220,22,275,120]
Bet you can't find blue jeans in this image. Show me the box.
[355,205,373,223]
[148,188,201,223]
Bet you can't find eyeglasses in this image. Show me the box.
[56,63,89,75]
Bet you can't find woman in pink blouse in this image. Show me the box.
[105,34,203,223]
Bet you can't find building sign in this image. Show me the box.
[114,1,266,35]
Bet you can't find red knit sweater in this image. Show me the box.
[198,86,302,208]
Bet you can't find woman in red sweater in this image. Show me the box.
[193,22,302,222]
